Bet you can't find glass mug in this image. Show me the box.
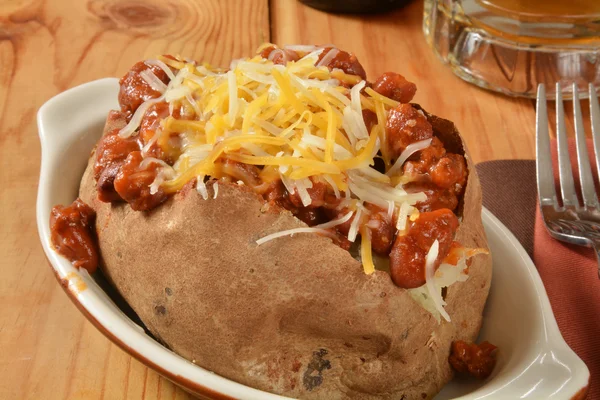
[423,0,600,98]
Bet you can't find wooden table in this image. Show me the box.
[0,0,591,399]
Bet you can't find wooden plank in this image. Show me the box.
[0,0,268,399]
[271,0,542,163]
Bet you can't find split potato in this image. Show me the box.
[78,107,491,399]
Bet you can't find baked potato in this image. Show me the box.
[51,44,492,399]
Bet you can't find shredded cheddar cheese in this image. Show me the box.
[122,43,431,276]
[360,226,376,275]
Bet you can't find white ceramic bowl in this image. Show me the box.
[37,79,590,400]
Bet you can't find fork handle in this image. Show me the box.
[592,243,600,279]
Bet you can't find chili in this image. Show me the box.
[316,48,367,80]
[119,60,171,119]
[364,203,394,255]
[54,48,473,291]
[94,111,142,203]
[287,178,328,209]
[258,46,300,65]
[50,198,98,273]
[399,132,467,213]
[372,72,417,104]
[404,182,459,213]
[113,151,167,211]
[389,208,459,288]
[386,103,434,158]
[449,340,497,379]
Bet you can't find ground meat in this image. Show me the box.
[261,179,347,229]
[389,208,459,288]
[386,104,433,158]
[430,153,467,193]
[118,60,171,119]
[405,182,459,213]
[449,341,497,380]
[401,135,467,210]
[258,46,300,65]
[94,112,142,203]
[364,203,394,255]
[139,102,170,144]
[221,159,262,187]
[263,181,295,210]
[113,151,167,211]
[372,72,417,103]
[323,206,354,237]
[96,162,125,203]
[50,199,98,273]
[402,137,446,176]
[294,207,326,226]
[328,229,353,250]
[317,48,367,80]
[288,179,328,208]
[322,192,344,210]
[362,109,378,133]
[262,180,327,226]
[138,101,172,161]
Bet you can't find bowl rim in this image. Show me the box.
[36,79,590,400]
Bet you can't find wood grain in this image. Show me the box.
[0,1,267,399]
[272,0,593,163]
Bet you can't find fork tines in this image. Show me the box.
[536,83,600,210]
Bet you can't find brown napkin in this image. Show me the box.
[476,152,600,399]
[477,160,537,256]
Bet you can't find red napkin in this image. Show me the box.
[477,140,600,399]
[535,140,600,398]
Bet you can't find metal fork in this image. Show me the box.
[537,83,600,277]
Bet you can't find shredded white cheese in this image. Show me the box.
[424,240,451,322]
[139,69,167,93]
[255,211,353,246]
[347,207,362,242]
[196,175,208,200]
[387,138,432,176]
[315,211,353,229]
[294,178,313,207]
[396,202,413,231]
[118,46,471,295]
[145,59,176,81]
[119,96,165,138]
[256,227,336,246]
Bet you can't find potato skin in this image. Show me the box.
[79,108,491,400]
